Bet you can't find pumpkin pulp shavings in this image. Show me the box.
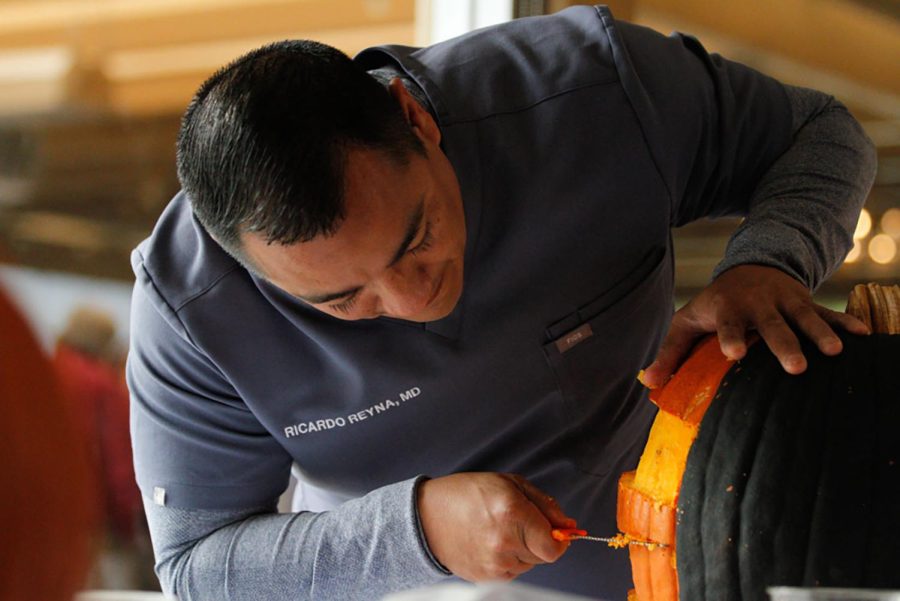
[606,533,631,549]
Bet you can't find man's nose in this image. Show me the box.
[377,263,433,317]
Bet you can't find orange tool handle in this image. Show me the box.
[551,528,587,541]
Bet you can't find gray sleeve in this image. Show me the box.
[711,84,877,289]
[144,476,450,600]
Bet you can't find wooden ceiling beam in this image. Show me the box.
[0,2,416,118]
[100,21,415,115]
[635,0,900,97]
[0,0,414,52]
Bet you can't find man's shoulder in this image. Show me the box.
[132,190,242,313]
[356,5,622,125]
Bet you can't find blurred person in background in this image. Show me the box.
[53,307,156,591]
[0,288,98,600]
[129,6,875,600]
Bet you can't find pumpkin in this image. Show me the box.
[617,283,900,601]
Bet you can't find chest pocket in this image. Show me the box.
[542,249,672,476]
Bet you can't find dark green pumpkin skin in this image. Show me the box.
[676,333,900,601]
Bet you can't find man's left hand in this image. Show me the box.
[641,264,869,389]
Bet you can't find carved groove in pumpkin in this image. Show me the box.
[618,335,734,601]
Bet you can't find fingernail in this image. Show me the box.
[724,344,746,360]
[637,368,659,389]
[636,369,650,387]
[785,355,806,373]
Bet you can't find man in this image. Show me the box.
[128,6,875,600]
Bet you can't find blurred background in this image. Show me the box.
[0,0,896,593]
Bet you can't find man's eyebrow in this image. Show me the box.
[298,197,425,305]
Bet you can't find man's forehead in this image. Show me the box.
[242,194,425,301]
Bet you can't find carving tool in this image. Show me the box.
[551,528,667,549]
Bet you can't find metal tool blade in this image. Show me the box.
[551,528,668,549]
[567,534,667,549]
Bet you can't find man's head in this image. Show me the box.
[177,40,466,322]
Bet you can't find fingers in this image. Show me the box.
[505,475,571,563]
[791,304,843,356]
[816,305,870,336]
[644,266,874,386]
[513,475,576,529]
[766,302,872,372]
[753,310,806,374]
[714,315,749,361]
[481,523,546,569]
[417,472,572,583]
[491,555,536,581]
[521,516,568,564]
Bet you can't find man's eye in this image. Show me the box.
[330,295,358,314]
[409,221,434,256]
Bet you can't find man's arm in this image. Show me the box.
[643,85,876,386]
[143,477,450,601]
[712,85,876,289]
[607,17,876,385]
[144,472,575,599]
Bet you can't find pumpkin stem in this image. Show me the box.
[846,283,900,334]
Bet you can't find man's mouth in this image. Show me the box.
[427,270,444,307]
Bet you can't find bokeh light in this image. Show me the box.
[854,208,872,239]
[845,238,862,263]
[868,234,897,264]
[881,208,900,238]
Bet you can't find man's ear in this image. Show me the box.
[387,77,441,146]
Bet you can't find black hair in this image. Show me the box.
[176,40,425,261]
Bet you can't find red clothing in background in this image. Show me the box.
[54,343,141,542]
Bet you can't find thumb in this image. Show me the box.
[505,475,571,562]
[512,475,576,529]
[641,318,704,389]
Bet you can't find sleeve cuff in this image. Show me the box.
[411,475,453,575]
[712,219,823,290]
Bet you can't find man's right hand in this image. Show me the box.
[417,472,575,581]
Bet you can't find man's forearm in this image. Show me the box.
[145,476,448,600]
[713,84,877,289]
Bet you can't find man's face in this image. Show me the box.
[241,103,466,322]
